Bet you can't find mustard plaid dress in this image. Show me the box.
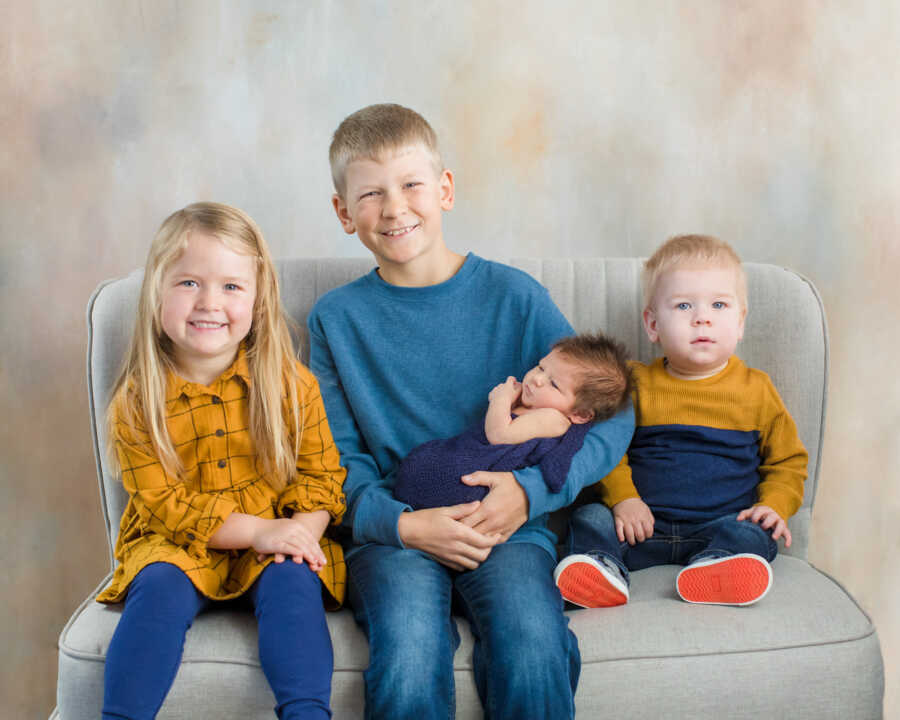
[97,349,347,608]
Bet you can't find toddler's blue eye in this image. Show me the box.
[712,301,726,309]
[180,280,197,288]
[225,283,239,291]
[676,302,690,310]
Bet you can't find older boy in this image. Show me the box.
[308,104,634,719]
[554,235,808,609]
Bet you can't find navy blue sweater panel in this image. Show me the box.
[630,423,762,522]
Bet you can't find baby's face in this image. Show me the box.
[520,349,583,418]
[643,265,746,379]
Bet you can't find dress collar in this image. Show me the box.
[166,345,251,400]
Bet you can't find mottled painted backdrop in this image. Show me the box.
[2,1,898,717]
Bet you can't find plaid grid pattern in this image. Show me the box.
[97,348,347,608]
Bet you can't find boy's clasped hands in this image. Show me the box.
[397,478,524,571]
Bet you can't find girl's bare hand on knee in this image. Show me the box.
[252,518,320,562]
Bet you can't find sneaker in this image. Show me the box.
[554,554,629,608]
[676,554,773,606]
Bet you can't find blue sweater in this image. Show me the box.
[308,254,635,558]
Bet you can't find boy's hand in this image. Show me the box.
[737,505,792,547]
[459,471,529,541]
[488,377,521,406]
[398,503,502,571]
[612,497,655,545]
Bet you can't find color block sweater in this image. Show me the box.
[597,356,807,522]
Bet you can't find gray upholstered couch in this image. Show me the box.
[53,258,884,719]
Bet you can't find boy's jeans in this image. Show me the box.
[565,502,778,585]
[346,541,580,720]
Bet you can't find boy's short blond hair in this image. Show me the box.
[329,103,443,198]
[642,234,747,310]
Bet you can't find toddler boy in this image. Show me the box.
[554,235,807,608]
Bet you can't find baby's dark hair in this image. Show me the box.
[552,332,632,422]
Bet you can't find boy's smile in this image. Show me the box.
[333,144,459,286]
[643,266,746,380]
[382,223,419,237]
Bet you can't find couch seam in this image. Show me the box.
[577,627,879,665]
[59,625,877,667]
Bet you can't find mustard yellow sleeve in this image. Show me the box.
[113,401,238,560]
[755,379,808,520]
[594,453,641,507]
[277,366,347,523]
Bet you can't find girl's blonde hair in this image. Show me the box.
[108,202,302,491]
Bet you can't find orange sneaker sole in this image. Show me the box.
[554,557,628,608]
[676,554,772,606]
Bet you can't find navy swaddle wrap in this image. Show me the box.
[394,415,592,509]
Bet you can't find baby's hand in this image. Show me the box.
[737,505,792,547]
[488,377,521,405]
[612,497,655,545]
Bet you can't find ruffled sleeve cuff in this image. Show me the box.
[178,496,240,562]
[278,482,346,524]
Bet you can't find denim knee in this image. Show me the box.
[692,514,779,563]
[565,502,627,574]
[456,544,578,719]
[346,545,457,719]
[569,502,617,537]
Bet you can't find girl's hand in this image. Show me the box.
[287,511,330,570]
[252,518,327,569]
[737,505,792,547]
[488,377,521,405]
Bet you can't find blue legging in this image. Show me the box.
[103,561,333,720]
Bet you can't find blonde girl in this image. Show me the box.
[98,202,345,720]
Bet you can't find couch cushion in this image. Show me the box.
[570,555,873,659]
[58,557,880,719]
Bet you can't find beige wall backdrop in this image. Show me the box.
[2,1,898,717]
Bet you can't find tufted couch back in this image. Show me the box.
[87,258,827,564]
